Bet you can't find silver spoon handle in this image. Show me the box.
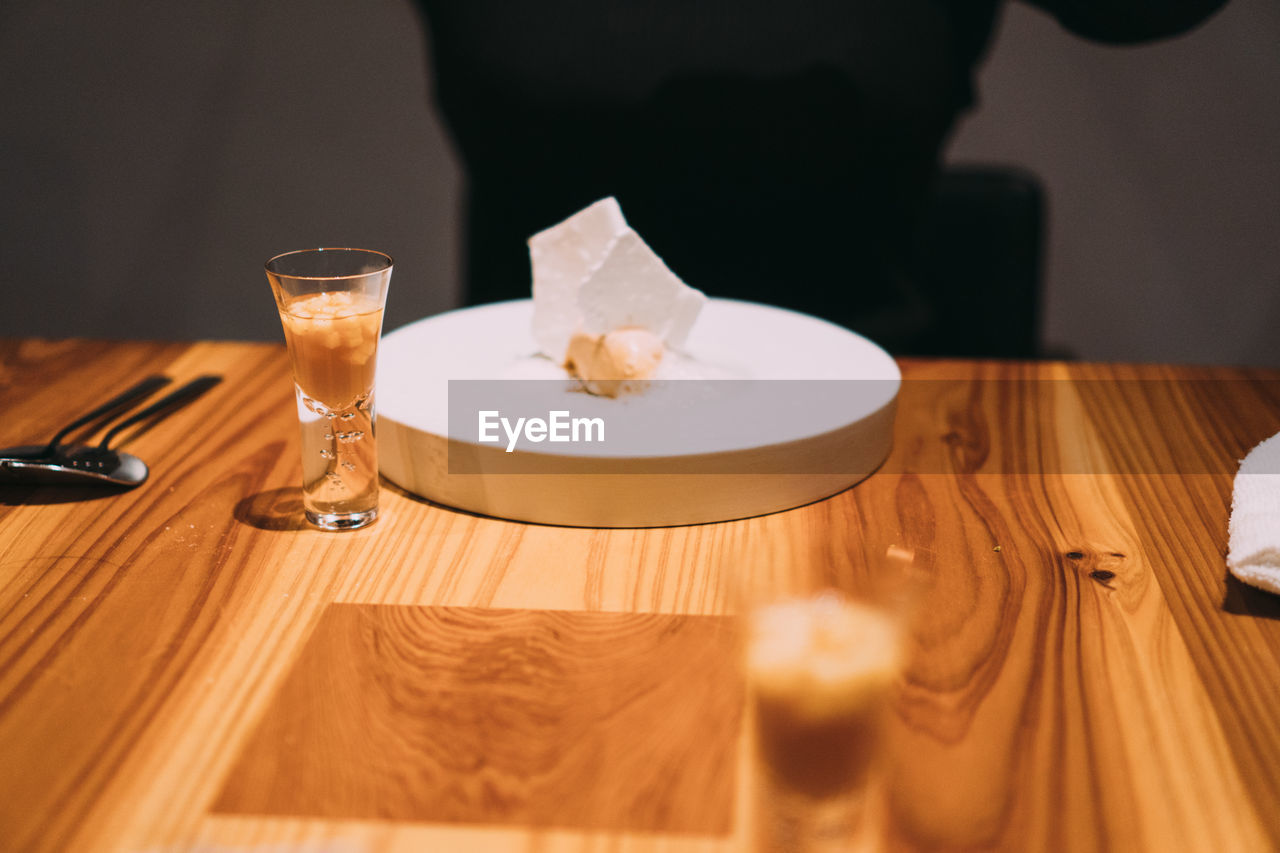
[45,375,171,453]
[98,375,223,449]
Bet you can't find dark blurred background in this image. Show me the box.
[2,0,1278,364]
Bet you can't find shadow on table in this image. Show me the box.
[378,477,479,517]
[376,477,613,528]
[1223,572,1280,622]
[236,481,473,531]
[0,484,134,505]
[234,487,308,531]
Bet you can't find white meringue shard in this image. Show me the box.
[529,196,706,364]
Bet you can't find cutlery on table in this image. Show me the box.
[37,374,172,457]
[0,375,223,487]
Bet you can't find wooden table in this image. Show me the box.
[3,338,1280,852]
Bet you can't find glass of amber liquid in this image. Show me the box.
[747,591,901,851]
[265,248,392,530]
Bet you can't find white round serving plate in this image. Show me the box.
[378,298,900,527]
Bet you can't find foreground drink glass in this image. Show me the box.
[747,591,901,851]
[265,249,392,530]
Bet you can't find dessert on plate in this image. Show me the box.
[528,197,707,396]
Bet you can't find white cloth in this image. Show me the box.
[1228,432,1280,595]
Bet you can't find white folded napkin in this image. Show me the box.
[1228,431,1280,595]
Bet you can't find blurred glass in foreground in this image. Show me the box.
[747,590,903,851]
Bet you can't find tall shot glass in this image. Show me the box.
[265,249,392,530]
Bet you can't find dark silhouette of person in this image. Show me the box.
[413,1,1228,351]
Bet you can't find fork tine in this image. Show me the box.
[97,375,223,450]
[44,375,172,454]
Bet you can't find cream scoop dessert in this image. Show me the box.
[564,326,666,397]
[528,197,706,396]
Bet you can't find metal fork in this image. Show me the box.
[0,375,222,487]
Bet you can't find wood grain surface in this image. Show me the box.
[214,605,741,832]
[2,338,1280,852]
